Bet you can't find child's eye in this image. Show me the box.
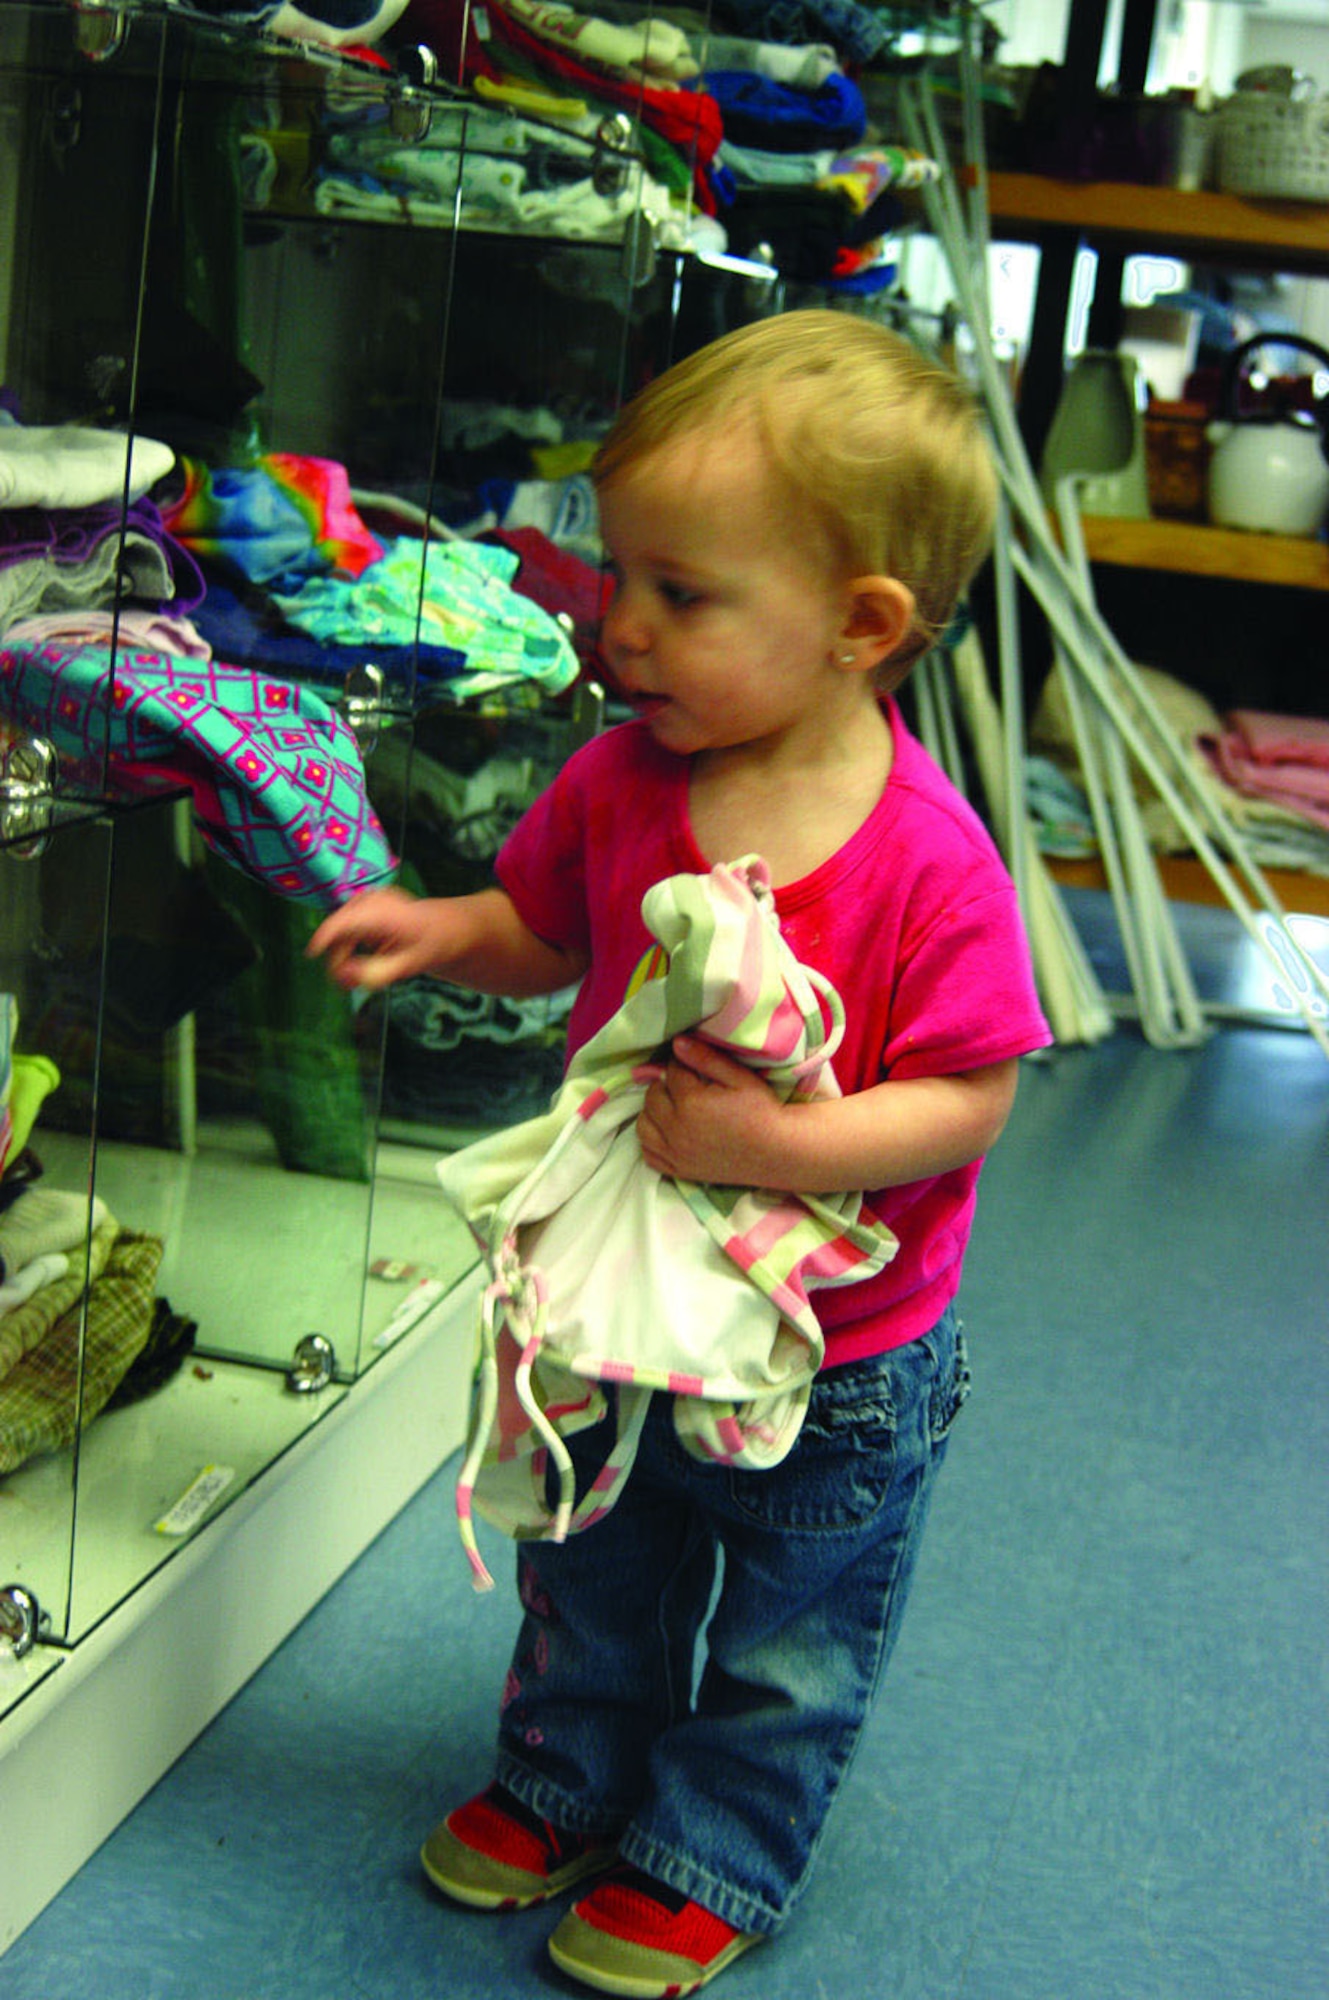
[659,579,702,610]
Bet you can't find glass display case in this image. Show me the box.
[0,0,710,1690]
[0,0,810,1757]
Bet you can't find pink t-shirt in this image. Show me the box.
[497,700,1052,1364]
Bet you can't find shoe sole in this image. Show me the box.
[420,1829,616,1912]
[547,1912,762,1996]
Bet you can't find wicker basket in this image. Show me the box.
[1215,92,1329,201]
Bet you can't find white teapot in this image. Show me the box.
[1206,334,1329,536]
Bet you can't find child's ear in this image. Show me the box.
[839,576,916,670]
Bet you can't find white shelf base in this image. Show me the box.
[0,1274,480,1956]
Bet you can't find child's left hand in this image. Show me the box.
[636,1035,787,1186]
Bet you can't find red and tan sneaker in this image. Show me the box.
[420,1782,616,1911]
[547,1862,763,1996]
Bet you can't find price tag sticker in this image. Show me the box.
[154,1464,236,1537]
[369,1258,421,1282]
[373,1277,446,1351]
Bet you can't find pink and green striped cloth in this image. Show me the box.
[437,856,898,1589]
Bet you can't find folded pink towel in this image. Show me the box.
[1202,723,1329,832]
[1225,709,1329,770]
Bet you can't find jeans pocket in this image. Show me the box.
[928,1321,971,1447]
[727,1352,907,1533]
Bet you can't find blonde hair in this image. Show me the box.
[593,309,996,676]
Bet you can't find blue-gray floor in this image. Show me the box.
[5,902,1328,2000]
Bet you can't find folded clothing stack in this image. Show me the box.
[1201,710,1329,833]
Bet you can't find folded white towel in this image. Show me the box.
[0,424,175,510]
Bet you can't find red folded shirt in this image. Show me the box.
[396,0,722,211]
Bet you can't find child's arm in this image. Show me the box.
[636,1035,1019,1191]
[307,885,588,997]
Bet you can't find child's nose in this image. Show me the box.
[602,584,649,658]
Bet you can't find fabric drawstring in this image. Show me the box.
[741,867,846,1094]
[764,962,845,1091]
[456,1240,572,1591]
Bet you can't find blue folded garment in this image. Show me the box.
[189,579,468,705]
[704,69,867,153]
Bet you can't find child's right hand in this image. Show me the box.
[307,886,445,992]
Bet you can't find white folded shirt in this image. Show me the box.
[0,423,175,510]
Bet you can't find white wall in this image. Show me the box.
[987,0,1329,96]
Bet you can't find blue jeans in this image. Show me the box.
[492,1306,970,1936]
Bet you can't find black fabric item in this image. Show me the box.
[724,186,853,283]
[0,1149,44,1212]
[843,187,907,248]
[105,1297,198,1409]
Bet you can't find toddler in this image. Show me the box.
[310,308,1052,1995]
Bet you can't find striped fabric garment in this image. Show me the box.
[438,856,898,1589]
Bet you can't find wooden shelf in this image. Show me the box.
[1078,515,1329,591]
[1049,852,1329,919]
[986,170,1329,274]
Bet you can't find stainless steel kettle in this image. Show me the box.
[1206,333,1329,536]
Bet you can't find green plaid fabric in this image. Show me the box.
[0,1228,164,1474]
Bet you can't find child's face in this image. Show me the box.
[597,427,868,763]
